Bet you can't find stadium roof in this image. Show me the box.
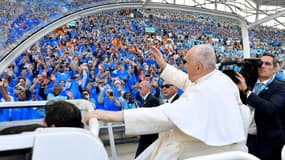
[148,0,285,29]
[0,0,284,67]
[253,0,285,6]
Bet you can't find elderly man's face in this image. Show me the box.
[162,83,177,99]
[138,81,150,96]
[184,48,199,82]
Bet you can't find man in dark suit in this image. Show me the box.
[135,80,160,158]
[161,81,179,104]
[237,53,285,160]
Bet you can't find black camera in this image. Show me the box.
[221,58,262,89]
[128,98,135,104]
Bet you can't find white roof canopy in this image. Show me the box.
[148,0,285,29]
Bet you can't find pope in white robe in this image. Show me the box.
[125,64,247,160]
[85,44,249,159]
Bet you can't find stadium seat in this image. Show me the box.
[186,151,260,160]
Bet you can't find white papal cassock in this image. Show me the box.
[124,64,248,160]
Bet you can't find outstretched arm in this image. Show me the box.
[85,110,124,124]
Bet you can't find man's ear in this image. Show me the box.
[196,62,203,73]
[273,67,277,73]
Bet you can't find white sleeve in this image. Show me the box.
[124,106,175,135]
[160,64,191,90]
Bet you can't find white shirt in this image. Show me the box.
[143,92,151,101]
[164,93,178,103]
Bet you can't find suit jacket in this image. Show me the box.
[170,94,179,103]
[244,78,285,160]
[135,94,160,157]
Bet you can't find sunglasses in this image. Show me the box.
[161,84,173,89]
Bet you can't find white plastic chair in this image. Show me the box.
[186,151,260,160]
[32,127,108,160]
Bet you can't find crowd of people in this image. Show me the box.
[0,0,105,54]
[0,8,284,121]
[0,1,284,56]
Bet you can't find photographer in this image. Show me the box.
[95,79,106,110]
[236,53,285,160]
[98,88,121,111]
[122,91,138,110]
[81,90,96,108]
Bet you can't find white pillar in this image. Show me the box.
[241,22,250,58]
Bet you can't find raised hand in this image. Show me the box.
[150,46,167,70]
[85,111,102,125]
[51,74,56,81]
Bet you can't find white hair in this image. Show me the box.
[193,44,216,71]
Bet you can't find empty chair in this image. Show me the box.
[32,127,108,160]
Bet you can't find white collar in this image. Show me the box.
[143,92,151,100]
[257,74,275,84]
[193,70,216,84]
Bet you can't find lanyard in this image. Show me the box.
[253,77,274,94]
